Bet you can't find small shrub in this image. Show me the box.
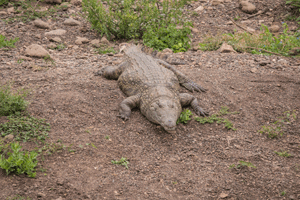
[0,115,50,142]
[0,84,28,116]
[143,23,192,52]
[286,0,300,12]
[111,157,129,169]
[82,0,190,39]
[199,23,300,56]
[0,34,19,48]
[0,0,8,6]
[0,142,38,178]
[177,109,193,124]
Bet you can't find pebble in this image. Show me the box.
[45,29,67,36]
[63,18,81,26]
[34,19,51,29]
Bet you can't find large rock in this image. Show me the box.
[90,39,100,47]
[75,37,89,45]
[100,37,110,45]
[269,25,280,33]
[218,43,236,53]
[45,0,62,3]
[34,19,50,29]
[45,29,66,36]
[63,18,81,26]
[240,1,256,14]
[25,44,50,58]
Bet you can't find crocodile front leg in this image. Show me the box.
[118,94,141,120]
[157,59,206,92]
[180,93,208,116]
[95,61,129,80]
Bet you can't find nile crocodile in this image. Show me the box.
[97,45,208,133]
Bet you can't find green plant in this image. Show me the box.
[6,195,31,200]
[274,150,291,157]
[286,0,300,12]
[229,164,235,169]
[143,23,192,52]
[281,191,286,196]
[0,0,8,6]
[95,46,117,54]
[55,43,66,51]
[0,115,50,143]
[234,16,240,21]
[105,135,110,140]
[0,35,19,48]
[195,106,238,130]
[199,23,300,56]
[177,109,193,124]
[0,142,38,178]
[111,157,129,169]
[259,110,297,138]
[0,83,28,116]
[82,0,190,41]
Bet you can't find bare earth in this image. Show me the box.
[0,0,300,199]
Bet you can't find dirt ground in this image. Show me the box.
[0,0,300,199]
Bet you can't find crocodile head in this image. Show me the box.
[145,97,182,134]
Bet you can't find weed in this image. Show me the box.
[143,23,192,53]
[85,129,91,134]
[82,0,190,40]
[6,195,31,200]
[79,144,83,148]
[105,135,110,140]
[17,59,23,64]
[95,46,116,54]
[177,109,193,124]
[172,181,178,184]
[111,157,129,169]
[259,110,297,139]
[0,83,28,116]
[0,34,19,48]
[0,142,38,178]
[0,115,50,143]
[274,150,291,157]
[281,191,286,196]
[191,11,199,17]
[234,16,240,21]
[199,23,300,56]
[55,43,66,51]
[286,0,300,12]
[0,0,8,6]
[229,164,235,169]
[237,161,256,168]
[195,106,238,130]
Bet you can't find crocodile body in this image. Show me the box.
[98,45,208,133]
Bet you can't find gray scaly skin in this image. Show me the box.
[97,45,208,133]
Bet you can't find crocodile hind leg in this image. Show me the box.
[180,93,208,116]
[157,59,206,92]
[95,61,129,80]
[118,94,141,120]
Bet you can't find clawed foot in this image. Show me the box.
[117,113,130,121]
[183,81,207,93]
[195,107,209,117]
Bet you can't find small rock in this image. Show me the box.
[269,25,280,33]
[219,192,229,199]
[55,197,63,200]
[191,28,199,33]
[218,43,236,53]
[18,56,33,61]
[100,37,110,45]
[212,0,223,6]
[240,1,256,14]
[50,37,62,43]
[250,68,257,73]
[194,6,204,12]
[75,37,89,45]
[45,0,62,3]
[246,27,255,33]
[73,45,79,49]
[47,43,57,49]
[34,19,50,29]
[162,48,173,54]
[63,18,81,26]
[90,39,100,47]
[0,11,7,15]
[258,20,264,25]
[35,34,42,39]
[45,29,66,36]
[25,44,50,58]
[7,7,15,14]
[226,21,233,25]
[4,134,14,141]
[60,2,71,10]
[37,192,46,198]
[259,61,270,66]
